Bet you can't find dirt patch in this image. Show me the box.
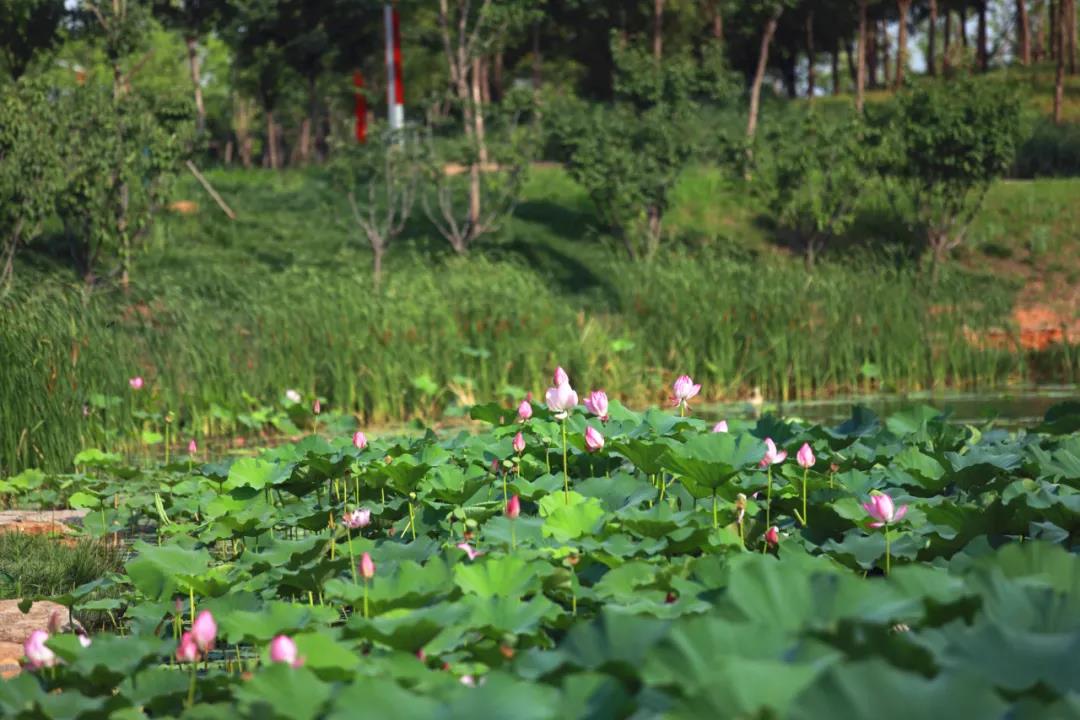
[966,303,1080,351]
[0,641,22,679]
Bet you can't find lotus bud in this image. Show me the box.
[765,526,779,547]
[553,366,569,386]
[517,399,533,421]
[584,425,605,452]
[584,390,609,420]
[506,494,521,519]
[512,431,525,454]
[712,420,729,433]
[176,632,199,663]
[360,552,375,580]
[797,442,815,469]
[352,431,368,450]
[270,635,302,667]
[191,610,216,652]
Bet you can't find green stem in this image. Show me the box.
[408,501,417,541]
[189,585,195,626]
[765,465,773,529]
[884,525,891,576]
[510,521,517,551]
[346,529,358,585]
[186,664,196,709]
[712,493,718,530]
[561,419,569,504]
[363,580,369,619]
[802,468,808,528]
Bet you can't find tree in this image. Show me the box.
[0,0,65,80]
[746,1,785,138]
[151,0,229,134]
[884,79,1022,274]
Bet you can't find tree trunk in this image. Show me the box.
[881,21,892,87]
[929,0,938,75]
[857,0,868,111]
[493,51,504,100]
[896,0,911,86]
[868,18,878,88]
[977,1,989,70]
[806,12,816,97]
[747,8,782,138]
[654,0,665,60]
[185,36,206,134]
[373,243,385,286]
[471,57,488,165]
[832,41,841,94]
[847,39,857,85]
[266,110,279,170]
[712,2,724,39]
[1018,0,1032,63]
[1069,0,1077,73]
[960,6,968,48]
[1055,0,1066,122]
[1051,0,1058,60]
[944,11,952,71]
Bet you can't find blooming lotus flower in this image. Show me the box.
[506,494,520,519]
[517,399,533,421]
[584,425,605,452]
[360,552,375,580]
[191,610,216,652]
[456,542,483,560]
[352,431,368,450]
[759,437,787,467]
[863,492,908,528]
[545,381,578,420]
[797,442,815,469]
[342,508,371,529]
[553,366,569,386]
[270,635,303,667]
[712,420,729,433]
[512,431,525,454]
[188,439,198,455]
[670,375,701,408]
[584,391,609,420]
[285,389,301,404]
[129,376,144,391]
[176,632,199,663]
[765,526,779,547]
[23,630,56,670]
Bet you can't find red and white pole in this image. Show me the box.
[384,4,405,130]
[353,70,367,143]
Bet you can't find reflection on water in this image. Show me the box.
[699,385,1080,428]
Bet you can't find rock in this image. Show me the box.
[0,641,23,679]
[0,599,70,645]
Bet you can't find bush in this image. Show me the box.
[1013,118,1080,178]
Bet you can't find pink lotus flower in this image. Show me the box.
[545,381,578,420]
[23,630,56,670]
[285,389,301,404]
[712,420,729,433]
[765,526,779,547]
[506,494,521,519]
[360,552,375,580]
[797,442,815,469]
[352,431,368,450]
[342,508,371,529]
[584,425,605,452]
[517,399,533,422]
[129,376,144,391]
[553,366,569,386]
[456,542,483,560]
[312,399,321,415]
[584,391,609,420]
[759,438,787,467]
[670,375,701,409]
[191,610,216,652]
[512,431,525,454]
[270,635,303,667]
[863,492,909,528]
[176,632,199,663]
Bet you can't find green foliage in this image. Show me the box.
[554,41,737,259]
[882,79,1024,268]
[0,401,1079,715]
[0,0,65,80]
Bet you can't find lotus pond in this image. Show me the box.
[1,373,1079,719]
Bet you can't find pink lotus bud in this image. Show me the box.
[23,630,56,670]
[191,610,216,652]
[312,399,321,415]
[553,366,569,386]
[797,442,815,469]
[129,376,144,391]
[584,391,609,420]
[360,552,375,580]
[765,526,779,547]
[352,431,368,450]
[863,492,908,528]
[270,635,303,667]
[712,420,729,432]
[342,508,371,529]
[490,458,501,475]
[545,381,579,420]
[176,632,199,663]
[456,542,483,560]
[670,375,701,408]
[760,437,787,467]
[47,610,64,635]
[188,439,198,455]
[460,674,477,687]
[285,389,301,404]
[512,431,525,454]
[506,494,520,519]
[517,399,533,421]
[584,425,605,452]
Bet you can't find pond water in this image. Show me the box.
[699,385,1080,429]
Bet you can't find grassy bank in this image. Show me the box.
[1,167,1077,475]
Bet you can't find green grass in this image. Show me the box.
[1,166,1077,475]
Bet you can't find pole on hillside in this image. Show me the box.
[185,161,236,221]
[385,4,405,131]
[354,70,367,143]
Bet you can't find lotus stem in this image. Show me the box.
[561,419,569,504]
